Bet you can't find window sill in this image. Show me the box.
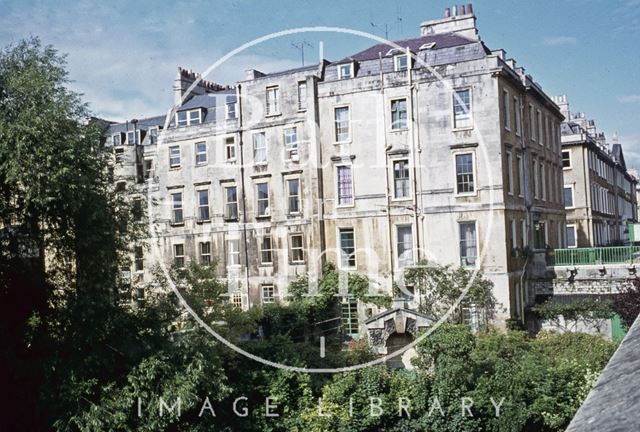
[169,166,181,170]
[390,127,409,133]
[297,108,307,113]
[254,162,268,167]
[290,261,305,265]
[455,192,478,198]
[334,140,352,145]
[336,204,355,209]
[391,197,412,202]
[255,215,271,221]
[196,219,211,224]
[452,126,473,132]
[287,212,302,218]
[259,263,274,268]
[265,112,282,118]
[195,163,208,167]
[225,159,237,164]
[170,222,185,227]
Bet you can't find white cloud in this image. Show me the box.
[542,36,577,46]
[618,95,640,104]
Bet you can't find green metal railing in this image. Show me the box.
[552,246,640,266]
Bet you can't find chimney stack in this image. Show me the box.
[421,3,479,39]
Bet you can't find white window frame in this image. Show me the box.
[286,178,301,215]
[259,236,273,266]
[195,141,207,165]
[458,221,478,267]
[226,101,236,119]
[227,239,241,267]
[510,219,517,250]
[290,233,305,264]
[169,145,181,168]
[225,136,237,162]
[393,54,408,72]
[261,284,276,304]
[200,241,212,264]
[336,164,355,207]
[392,159,411,199]
[564,184,575,209]
[338,227,357,270]
[338,63,353,80]
[284,127,299,160]
[171,192,183,224]
[334,105,351,143]
[265,86,280,115]
[176,109,202,127]
[396,224,414,268]
[255,182,270,218]
[253,132,267,165]
[196,189,210,221]
[453,151,477,197]
[223,185,238,220]
[297,81,307,110]
[562,150,572,170]
[452,88,473,130]
[174,244,185,268]
[390,98,408,130]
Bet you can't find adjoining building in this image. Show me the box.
[107,4,566,337]
[552,95,637,248]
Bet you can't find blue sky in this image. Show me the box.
[1,0,639,166]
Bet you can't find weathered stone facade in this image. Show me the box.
[108,6,567,332]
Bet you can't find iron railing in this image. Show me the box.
[552,246,640,266]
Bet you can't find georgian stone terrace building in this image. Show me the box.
[108,5,565,333]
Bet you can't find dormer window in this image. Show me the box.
[226,101,237,119]
[394,54,409,72]
[148,127,159,144]
[126,130,137,145]
[112,133,122,146]
[338,63,353,80]
[176,109,202,127]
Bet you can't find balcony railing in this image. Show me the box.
[552,246,640,266]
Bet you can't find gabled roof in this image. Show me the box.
[336,32,476,63]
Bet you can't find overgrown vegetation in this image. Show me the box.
[0,38,625,432]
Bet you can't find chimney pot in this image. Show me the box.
[467,3,473,14]
[445,7,451,18]
[460,4,466,14]
[452,4,457,16]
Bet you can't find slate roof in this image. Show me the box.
[567,314,640,431]
[263,63,318,78]
[612,143,626,169]
[178,90,236,111]
[336,32,476,63]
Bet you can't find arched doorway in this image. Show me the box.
[385,332,415,369]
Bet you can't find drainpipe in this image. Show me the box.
[380,51,395,288]
[236,84,251,308]
[406,46,421,263]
